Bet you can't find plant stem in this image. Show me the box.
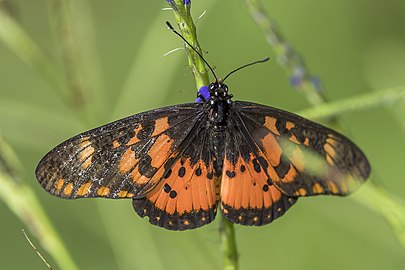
[166,1,238,269]
[220,216,238,270]
[51,0,86,106]
[298,86,405,120]
[166,0,210,89]
[353,183,405,248]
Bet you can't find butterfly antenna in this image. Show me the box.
[166,21,218,82]
[222,57,270,82]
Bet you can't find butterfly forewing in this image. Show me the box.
[234,101,371,197]
[35,103,206,200]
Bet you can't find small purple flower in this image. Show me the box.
[166,0,191,5]
[289,66,306,88]
[310,76,322,92]
[195,85,210,102]
[289,75,302,88]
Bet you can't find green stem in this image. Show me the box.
[298,86,405,120]
[166,1,238,269]
[353,183,405,248]
[0,135,79,270]
[49,0,91,109]
[167,0,210,88]
[220,216,238,270]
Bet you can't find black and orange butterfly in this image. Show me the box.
[35,23,370,231]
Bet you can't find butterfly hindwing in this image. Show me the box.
[220,115,297,226]
[35,103,206,200]
[234,101,371,197]
[133,123,220,230]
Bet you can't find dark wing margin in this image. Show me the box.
[233,101,371,197]
[35,103,206,200]
[220,114,297,226]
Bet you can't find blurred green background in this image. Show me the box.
[1,0,405,269]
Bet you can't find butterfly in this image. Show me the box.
[35,23,370,231]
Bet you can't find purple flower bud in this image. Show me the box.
[289,75,302,88]
[166,0,190,4]
[195,85,210,102]
[310,76,322,92]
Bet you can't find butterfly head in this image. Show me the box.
[208,81,233,101]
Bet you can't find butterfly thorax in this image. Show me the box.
[207,82,233,132]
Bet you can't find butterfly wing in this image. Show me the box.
[220,114,297,226]
[233,101,371,197]
[35,103,207,200]
[133,122,220,230]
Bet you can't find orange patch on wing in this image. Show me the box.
[286,121,295,130]
[112,140,121,149]
[269,186,282,202]
[296,188,307,196]
[264,116,280,135]
[326,154,335,166]
[221,154,279,210]
[55,178,64,190]
[312,183,324,193]
[175,159,209,214]
[129,157,165,188]
[97,186,110,196]
[119,148,139,173]
[261,133,282,167]
[126,124,143,145]
[146,157,216,216]
[82,158,92,169]
[118,190,128,197]
[148,135,174,168]
[77,181,91,196]
[327,181,339,194]
[78,142,94,169]
[303,137,310,146]
[282,165,297,183]
[63,183,74,196]
[80,137,90,144]
[151,117,169,137]
[289,134,300,144]
[326,137,338,147]
[130,167,150,185]
[324,143,336,159]
[127,135,174,187]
